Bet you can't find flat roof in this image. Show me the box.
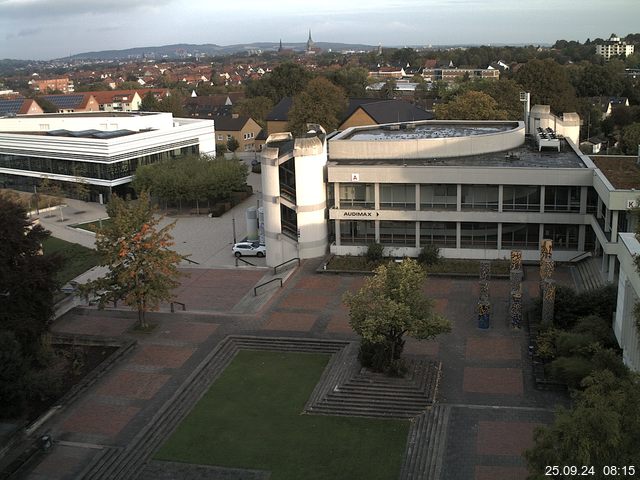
[343,122,518,141]
[591,155,640,189]
[3,112,158,119]
[329,137,587,169]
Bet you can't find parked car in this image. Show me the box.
[232,241,266,257]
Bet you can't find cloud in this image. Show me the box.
[5,26,42,40]
[0,0,174,19]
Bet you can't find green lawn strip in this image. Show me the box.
[155,350,409,480]
[72,218,112,232]
[42,237,100,285]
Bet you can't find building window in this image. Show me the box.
[419,222,456,247]
[340,220,375,245]
[460,222,498,248]
[339,183,375,209]
[544,186,581,212]
[379,221,415,246]
[280,204,298,240]
[420,184,456,210]
[461,185,499,210]
[227,134,232,141]
[502,186,540,211]
[217,134,223,141]
[543,224,578,250]
[279,158,296,203]
[380,184,415,210]
[501,223,539,249]
[586,187,598,214]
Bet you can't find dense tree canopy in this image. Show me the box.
[233,96,273,128]
[327,66,370,97]
[436,90,508,120]
[515,58,578,113]
[246,62,313,103]
[287,77,347,134]
[621,122,640,155]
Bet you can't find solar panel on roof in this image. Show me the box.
[42,95,84,109]
[0,99,24,115]
[92,129,135,139]
[70,129,101,137]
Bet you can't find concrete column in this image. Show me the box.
[415,222,420,249]
[605,207,611,233]
[415,184,420,211]
[497,223,503,250]
[334,182,340,209]
[335,220,341,247]
[539,224,545,247]
[579,186,588,215]
[456,222,461,249]
[375,220,380,243]
[498,185,504,213]
[457,184,462,212]
[597,197,603,219]
[374,183,380,210]
[539,185,545,213]
[608,255,616,283]
[611,211,619,241]
[578,224,586,251]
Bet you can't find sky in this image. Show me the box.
[1,0,639,60]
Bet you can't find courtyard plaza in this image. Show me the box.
[22,254,571,480]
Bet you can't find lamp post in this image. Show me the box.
[232,215,237,244]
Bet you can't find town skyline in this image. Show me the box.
[1,0,639,61]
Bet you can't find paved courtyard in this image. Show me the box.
[22,256,572,479]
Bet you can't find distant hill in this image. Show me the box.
[63,42,378,60]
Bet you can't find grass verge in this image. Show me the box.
[72,218,112,233]
[326,255,510,275]
[42,237,100,285]
[155,350,409,480]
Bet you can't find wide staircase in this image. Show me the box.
[572,256,607,292]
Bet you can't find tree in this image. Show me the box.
[139,91,160,111]
[287,77,347,134]
[227,136,240,153]
[329,66,370,97]
[0,193,60,355]
[247,62,312,103]
[378,78,397,100]
[436,90,508,120]
[525,370,640,479]
[514,58,578,114]
[80,191,183,329]
[343,259,451,374]
[233,96,273,128]
[621,122,640,155]
[158,90,185,117]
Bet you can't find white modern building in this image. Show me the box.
[596,34,635,60]
[0,111,215,200]
[614,233,640,371]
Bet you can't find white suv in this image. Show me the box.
[232,241,266,258]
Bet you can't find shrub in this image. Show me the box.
[417,244,440,266]
[547,356,593,389]
[554,331,598,357]
[0,331,28,418]
[535,328,558,360]
[358,340,407,376]
[366,242,384,263]
[572,315,617,348]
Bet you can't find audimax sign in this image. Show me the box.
[342,211,380,217]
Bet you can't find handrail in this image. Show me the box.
[236,256,255,267]
[273,257,300,275]
[254,278,283,296]
[170,301,186,312]
[182,256,200,265]
[568,251,592,263]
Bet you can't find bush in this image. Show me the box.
[358,339,407,376]
[572,315,617,348]
[547,356,593,389]
[0,331,28,418]
[366,242,384,263]
[554,331,599,357]
[417,244,440,266]
[535,328,558,360]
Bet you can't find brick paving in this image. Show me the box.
[22,259,575,479]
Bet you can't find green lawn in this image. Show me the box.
[72,218,112,233]
[42,237,100,285]
[155,350,409,480]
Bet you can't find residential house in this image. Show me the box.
[0,98,44,116]
[338,99,433,130]
[589,96,630,120]
[84,90,143,112]
[596,34,635,60]
[39,93,99,113]
[29,77,74,94]
[215,115,262,152]
[265,97,294,135]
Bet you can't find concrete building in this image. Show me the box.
[215,115,262,152]
[258,110,640,370]
[596,34,635,60]
[29,77,74,94]
[0,111,215,201]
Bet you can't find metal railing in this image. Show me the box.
[182,256,200,265]
[273,257,300,275]
[254,278,283,296]
[568,251,593,263]
[235,256,255,267]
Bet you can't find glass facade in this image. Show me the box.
[280,204,297,240]
[340,220,375,245]
[502,186,540,211]
[278,158,296,203]
[543,224,578,250]
[502,223,539,249]
[380,184,415,210]
[544,186,580,212]
[420,184,457,210]
[460,222,498,248]
[339,183,375,209]
[420,222,456,247]
[461,185,499,210]
[0,145,198,181]
[379,221,415,246]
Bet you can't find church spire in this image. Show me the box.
[306,29,314,52]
